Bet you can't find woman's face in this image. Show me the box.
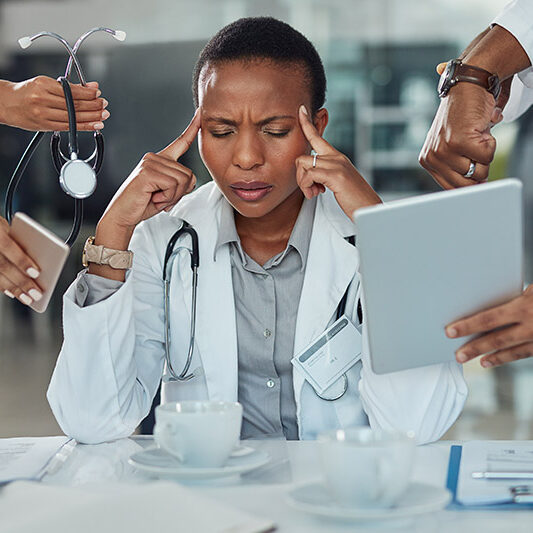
[197,60,327,220]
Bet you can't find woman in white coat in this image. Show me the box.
[47,17,467,445]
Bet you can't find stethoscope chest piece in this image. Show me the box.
[59,159,97,199]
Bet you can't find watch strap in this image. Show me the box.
[439,59,501,99]
[83,236,133,269]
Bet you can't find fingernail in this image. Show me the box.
[28,289,43,302]
[481,360,493,368]
[102,99,109,109]
[93,122,104,130]
[102,110,110,120]
[19,293,32,306]
[300,105,308,116]
[446,327,457,338]
[456,351,468,363]
[26,267,40,279]
[4,290,14,299]
[96,89,102,97]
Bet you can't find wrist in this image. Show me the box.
[463,25,531,80]
[0,80,14,125]
[95,216,134,251]
[344,181,382,219]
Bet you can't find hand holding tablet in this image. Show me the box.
[354,179,523,374]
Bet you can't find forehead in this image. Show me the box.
[198,60,311,112]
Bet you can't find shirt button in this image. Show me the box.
[77,284,85,293]
[263,329,272,338]
[266,379,275,388]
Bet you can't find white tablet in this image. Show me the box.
[354,179,523,374]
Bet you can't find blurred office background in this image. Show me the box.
[0,0,532,440]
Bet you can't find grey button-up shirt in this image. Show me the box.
[76,197,316,440]
[214,198,316,440]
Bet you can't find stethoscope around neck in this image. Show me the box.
[163,222,200,383]
[4,28,126,246]
[161,223,362,402]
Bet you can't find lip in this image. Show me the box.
[230,181,273,202]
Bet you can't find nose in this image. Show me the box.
[231,130,265,170]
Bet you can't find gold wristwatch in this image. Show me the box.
[82,236,133,269]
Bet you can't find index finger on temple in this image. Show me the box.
[298,105,334,155]
[158,108,202,161]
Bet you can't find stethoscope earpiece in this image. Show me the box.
[5,28,124,245]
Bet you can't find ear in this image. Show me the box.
[313,108,329,137]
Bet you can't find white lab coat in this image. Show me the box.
[494,0,533,121]
[47,182,467,445]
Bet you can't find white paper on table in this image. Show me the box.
[0,437,70,484]
[456,440,533,505]
[0,480,275,533]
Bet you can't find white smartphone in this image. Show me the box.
[9,212,70,313]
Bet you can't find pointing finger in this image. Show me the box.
[298,105,335,156]
[158,108,201,161]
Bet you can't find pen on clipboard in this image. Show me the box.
[472,471,533,480]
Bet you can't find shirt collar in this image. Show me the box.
[214,196,317,271]
[277,196,316,271]
[214,199,245,263]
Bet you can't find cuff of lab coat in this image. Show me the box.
[67,269,129,308]
[493,3,533,88]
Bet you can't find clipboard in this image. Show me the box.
[446,445,533,510]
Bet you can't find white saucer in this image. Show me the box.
[286,481,451,522]
[128,445,269,480]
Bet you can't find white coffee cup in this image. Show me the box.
[154,401,242,468]
[318,427,415,508]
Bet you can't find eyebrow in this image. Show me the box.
[204,115,295,127]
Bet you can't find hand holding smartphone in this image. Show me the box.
[8,213,70,313]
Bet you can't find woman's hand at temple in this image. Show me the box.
[0,76,109,131]
[91,109,201,281]
[0,216,43,306]
[296,105,381,219]
[99,109,201,233]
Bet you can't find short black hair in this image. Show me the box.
[192,17,326,113]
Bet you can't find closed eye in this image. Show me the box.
[210,130,233,138]
[264,130,290,137]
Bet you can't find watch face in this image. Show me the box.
[438,60,457,97]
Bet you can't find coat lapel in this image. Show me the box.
[293,191,360,401]
[172,185,239,402]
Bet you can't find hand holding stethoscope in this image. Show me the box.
[0,76,107,132]
[296,105,382,217]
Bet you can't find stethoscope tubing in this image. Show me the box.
[163,223,200,382]
[4,29,121,245]
[161,226,361,402]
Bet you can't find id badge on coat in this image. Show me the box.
[291,315,362,395]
